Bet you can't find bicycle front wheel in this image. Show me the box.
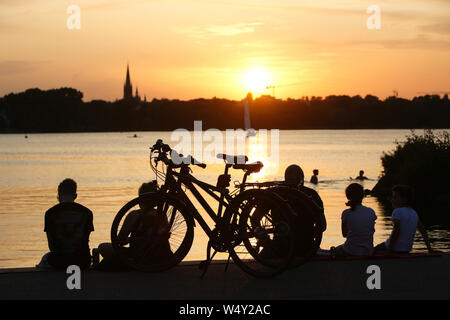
[111,192,194,272]
[226,189,296,278]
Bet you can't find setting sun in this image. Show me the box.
[243,67,272,95]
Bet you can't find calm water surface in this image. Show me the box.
[0,130,448,268]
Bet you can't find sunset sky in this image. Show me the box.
[1,0,449,101]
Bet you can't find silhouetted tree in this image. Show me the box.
[1,88,449,133]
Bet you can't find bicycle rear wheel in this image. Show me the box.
[111,192,194,272]
[269,186,323,268]
[226,189,296,278]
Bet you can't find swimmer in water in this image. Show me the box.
[355,170,368,181]
[310,169,319,184]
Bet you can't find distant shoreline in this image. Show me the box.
[1,87,449,133]
[2,127,450,135]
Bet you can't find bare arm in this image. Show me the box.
[417,219,433,252]
[341,219,348,238]
[387,219,401,251]
[117,212,139,244]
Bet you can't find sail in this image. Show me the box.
[244,95,256,137]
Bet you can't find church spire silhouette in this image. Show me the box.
[123,64,133,101]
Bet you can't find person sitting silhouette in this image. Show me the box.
[284,164,327,233]
[93,181,173,270]
[276,165,327,259]
[331,183,377,257]
[37,178,94,269]
[355,170,368,180]
[374,185,433,254]
[310,169,319,184]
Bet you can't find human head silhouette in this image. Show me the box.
[391,184,413,208]
[138,180,158,196]
[138,180,159,210]
[345,183,364,210]
[285,164,304,186]
[57,178,77,203]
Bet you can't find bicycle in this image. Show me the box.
[235,181,325,268]
[111,139,297,278]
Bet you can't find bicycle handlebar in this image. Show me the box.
[150,139,207,169]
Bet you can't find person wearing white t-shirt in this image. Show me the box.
[332,183,377,257]
[374,185,433,253]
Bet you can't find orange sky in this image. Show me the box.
[1,0,449,101]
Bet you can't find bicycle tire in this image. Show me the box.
[111,192,194,272]
[226,189,296,278]
[269,186,323,268]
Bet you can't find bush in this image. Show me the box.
[372,130,450,224]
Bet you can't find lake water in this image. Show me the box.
[0,129,448,268]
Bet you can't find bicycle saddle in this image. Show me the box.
[216,153,248,164]
[233,161,264,173]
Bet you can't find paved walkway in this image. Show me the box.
[0,255,449,300]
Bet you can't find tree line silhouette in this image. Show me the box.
[0,87,449,133]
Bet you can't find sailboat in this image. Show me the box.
[244,93,256,137]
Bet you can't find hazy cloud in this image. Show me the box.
[344,34,450,51]
[420,21,450,35]
[174,22,263,39]
[0,0,34,7]
[0,60,48,76]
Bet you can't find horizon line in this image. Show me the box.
[2,86,449,103]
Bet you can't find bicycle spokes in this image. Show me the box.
[227,191,295,277]
[111,193,194,273]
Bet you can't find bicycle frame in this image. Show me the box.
[160,163,234,239]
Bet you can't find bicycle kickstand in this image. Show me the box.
[224,254,231,273]
[199,241,217,278]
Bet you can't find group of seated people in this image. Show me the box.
[285,164,433,258]
[332,182,433,257]
[37,179,171,270]
[37,165,434,270]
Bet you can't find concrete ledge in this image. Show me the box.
[0,254,449,300]
[0,260,225,274]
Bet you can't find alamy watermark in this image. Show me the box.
[67,5,81,30]
[366,265,381,290]
[366,5,381,30]
[169,121,279,170]
[66,265,81,290]
[65,5,380,31]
